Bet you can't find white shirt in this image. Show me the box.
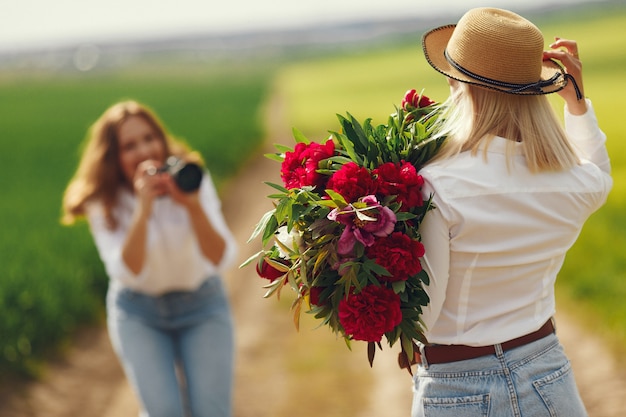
[86,171,238,296]
[418,100,612,346]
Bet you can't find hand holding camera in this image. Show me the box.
[146,156,203,193]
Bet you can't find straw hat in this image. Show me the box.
[422,7,568,96]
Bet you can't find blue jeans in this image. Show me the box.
[107,278,234,417]
[411,333,587,417]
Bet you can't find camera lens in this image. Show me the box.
[173,163,203,192]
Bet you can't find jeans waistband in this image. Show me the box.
[419,318,556,366]
[107,277,227,328]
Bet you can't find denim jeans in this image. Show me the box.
[411,333,587,417]
[107,278,234,417]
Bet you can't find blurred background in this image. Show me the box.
[1,0,624,416]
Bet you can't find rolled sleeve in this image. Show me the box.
[565,99,611,174]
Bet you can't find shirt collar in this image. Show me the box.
[476,135,525,156]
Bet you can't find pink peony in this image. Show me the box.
[328,195,396,255]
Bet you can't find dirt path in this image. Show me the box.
[2,89,626,417]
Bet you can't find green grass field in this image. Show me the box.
[0,63,273,377]
[1,2,624,380]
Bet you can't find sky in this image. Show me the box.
[1,0,602,53]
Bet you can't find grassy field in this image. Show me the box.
[274,4,626,355]
[0,62,273,377]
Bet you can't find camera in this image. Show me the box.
[149,156,203,193]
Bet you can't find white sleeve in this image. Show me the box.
[418,177,451,332]
[565,99,611,175]
[85,201,147,287]
[198,171,238,272]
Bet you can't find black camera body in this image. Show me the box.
[157,156,203,193]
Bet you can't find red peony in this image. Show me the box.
[326,162,376,203]
[365,232,425,282]
[373,161,425,210]
[256,258,287,281]
[281,139,335,190]
[401,89,435,110]
[308,286,326,306]
[338,285,403,342]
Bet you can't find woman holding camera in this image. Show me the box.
[62,100,237,417]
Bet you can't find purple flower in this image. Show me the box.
[327,195,397,255]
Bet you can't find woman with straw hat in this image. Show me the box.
[412,8,612,416]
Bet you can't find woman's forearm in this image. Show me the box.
[186,200,226,265]
[121,208,149,275]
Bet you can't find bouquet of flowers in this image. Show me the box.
[242,89,446,371]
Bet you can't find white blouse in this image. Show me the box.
[418,100,612,346]
[86,171,237,296]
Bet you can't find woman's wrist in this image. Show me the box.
[136,199,153,220]
[184,196,204,216]
[566,98,588,116]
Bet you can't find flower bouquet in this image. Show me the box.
[242,89,445,372]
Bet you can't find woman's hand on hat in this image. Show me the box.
[544,37,587,115]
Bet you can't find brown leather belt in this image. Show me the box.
[419,319,556,365]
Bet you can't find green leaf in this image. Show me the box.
[368,342,376,367]
[364,259,391,277]
[324,189,348,207]
[273,143,293,153]
[262,277,285,299]
[238,250,264,268]
[349,114,371,148]
[274,198,292,224]
[267,193,288,199]
[264,182,288,193]
[261,215,279,246]
[248,210,276,243]
[289,204,308,229]
[292,296,304,331]
[326,155,353,165]
[292,127,310,144]
[266,258,290,272]
[313,246,331,276]
[333,131,361,164]
[338,115,364,153]
[315,199,339,209]
[400,333,415,359]
[264,153,284,162]
[341,265,360,294]
[392,280,406,294]
[395,212,417,221]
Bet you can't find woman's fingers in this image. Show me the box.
[543,37,586,111]
[550,37,579,58]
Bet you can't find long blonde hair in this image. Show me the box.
[61,100,201,229]
[430,83,579,172]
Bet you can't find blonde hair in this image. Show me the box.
[430,83,579,172]
[61,100,201,229]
